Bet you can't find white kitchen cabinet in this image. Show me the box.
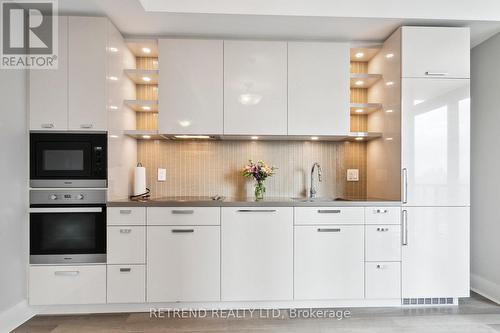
[401,27,470,79]
[107,226,146,264]
[29,265,106,305]
[294,207,364,225]
[294,225,364,300]
[107,207,146,226]
[365,225,401,262]
[29,17,68,131]
[402,207,469,298]
[288,42,350,136]
[365,262,401,299]
[147,226,220,302]
[158,39,223,135]
[223,41,287,135]
[68,17,107,131]
[221,207,293,301]
[402,78,470,206]
[147,207,220,226]
[107,265,146,303]
[365,207,401,225]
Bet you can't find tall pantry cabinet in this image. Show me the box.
[398,27,470,301]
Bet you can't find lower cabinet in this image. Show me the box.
[221,207,293,301]
[294,225,364,300]
[29,265,106,305]
[147,226,220,302]
[107,265,146,303]
[365,262,401,299]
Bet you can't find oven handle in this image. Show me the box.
[30,207,103,213]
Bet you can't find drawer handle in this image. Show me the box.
[376,264,385,269]
[402,210,408,246]
[41,123,54,128]
[317,209,341,214]
[119,209,132,214]
[80,124,94,129]
[119,228,132,233]
[374,209,388,214]
[171,210,194,214]
[317,228,341,232]
[237,209,277,213]
[425,71,448,76]
[172,229,195,233]
[120,268,131,272]
[376,227,389,232]
[54,271,79,276]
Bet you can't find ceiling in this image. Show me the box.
[58,0,500,48]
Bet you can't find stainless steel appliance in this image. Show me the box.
[29,189,106,264]
[30,132,107,188]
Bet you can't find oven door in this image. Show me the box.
[30,206,106,264]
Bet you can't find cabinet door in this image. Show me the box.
[107,265,145,304]
[224,41,287,135]
[288,42,349,135]
[107,226,146,264]
[402,207,469,298]
[294,225,364,300]
[147,226,220,302]
[402,78,470,206]
[221,207,293,301]
[29,16,68,130]
[68,17,107,131]
[402,27,470,79]
[366,262,401,299]
[158,39,223,135]
[365,225,401,262]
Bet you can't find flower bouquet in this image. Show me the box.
[242,160,277,200]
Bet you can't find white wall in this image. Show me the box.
[0,70,29,315]
[471,31,500,303]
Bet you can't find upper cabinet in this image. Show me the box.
[158,39,223,135]
[288,42,350,136]
[401,27,470,79]
[68,17,107,131]
[223,41,287,135]
[29,16,110,132]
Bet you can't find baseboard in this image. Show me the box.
[0,300,36,332]
[471,273,500,305]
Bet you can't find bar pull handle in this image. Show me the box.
[236,209,277,213]
[402,168,408,204]
[80,124,94,129]
[120,268,131,273]
[120,228,132,234]
[317,209,341,214]
[55,271,79,276]
[425,71,448,76]
[119,209,132,214]
[172,229,195,233]
[41,123,54,128]
[402,210,408,246]
[171,210,194,214]
[317,228,341,232]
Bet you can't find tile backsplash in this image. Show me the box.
[137,140,367,199]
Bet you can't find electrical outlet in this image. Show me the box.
[157,168,167,182]
[347,169,359,182]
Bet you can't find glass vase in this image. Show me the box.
[254,181,265,201]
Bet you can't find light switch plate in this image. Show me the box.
[347,169,359,182]
[157,168,167,182]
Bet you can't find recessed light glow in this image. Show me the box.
[355,137,364,141]
[142,106,151,111]
[179,120,191,127]
[109,105,118,110]
[142,76,151,82]
[385,53,394,58]
[355,80,364,86]
[355,52,364,59]
[355,109,364,113]
[311,136,319,141]
[109,47,118,53]
[109,76,118,81]
[386,137,393,141]
[142,135,151,139]
[109,135,118,138]
[386,81,394,86]
[238,93,262,106]
[251,136,259,140]
[142,47,151,54]
[385,109,393,113]
[174,135,211,139]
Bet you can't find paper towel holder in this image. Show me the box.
[130,163,151,201]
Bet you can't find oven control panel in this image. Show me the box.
[30,189,106,205]
[48,193,85,201]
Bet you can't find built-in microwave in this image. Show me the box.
[30,133,107,188]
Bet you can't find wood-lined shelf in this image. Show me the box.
[124,100,158,112]
[349,48,381,62]
[125,38,158,57]
[125,69,159,84]
[350,73,382,88]
[346,132,383,141]
[350,103,383,115]
[124,130,165,140]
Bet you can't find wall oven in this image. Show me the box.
[30,133,107,188]
[30,189,106,264]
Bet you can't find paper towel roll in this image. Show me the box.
[134,165,147,196]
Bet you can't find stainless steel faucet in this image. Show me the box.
[310,162,322,198]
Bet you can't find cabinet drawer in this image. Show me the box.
[107,207,146,225]
[366,262,401,299]
[365,225,401,262]
[365,207,400,225]
[107,226,146,264]
[147,207,220,226]
[107,265,145,304]
[29,265,106,305]
[294,207,364,225]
